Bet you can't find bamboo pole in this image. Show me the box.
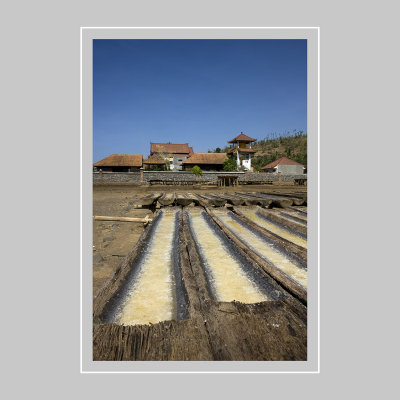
[93,215,152,223]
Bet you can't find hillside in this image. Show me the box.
[209,130,307,172]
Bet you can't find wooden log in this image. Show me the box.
[232,208,307,265]
[197,194,226,207]
[192,194,212,207]
[175,194,194,206]
[233,193,272,207]
[213,193,246,206]
[257,208,307,237]
[93,215,152,223]
[259,192,307,206]
[158,193,175,206]
[139,192,163,206]
[245,192,295,208]
[204,207,307,305]
[181,211,215,305]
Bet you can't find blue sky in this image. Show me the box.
[93,39,307,162]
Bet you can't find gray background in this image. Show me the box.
[2,0,398,398]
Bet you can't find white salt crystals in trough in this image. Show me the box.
[99,201,308,327]
[114,210,178,326]
[213,210,308,289]
[240,209,307,249]
[187,209,269,303]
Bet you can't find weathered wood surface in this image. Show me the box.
[231,192,273,207]
[158,193,175,206]
[93,298,306,361]
[185,193,201,204]
[196,193,226,207]
[139,192,163,206]
[261,192,307,206]
[246,193,293,208]
[192,193,212,207]
[175,193,194,206]
[232,207,307,265]
[213,193,247,206]
[205,207,307,305]
[257,208,307,237]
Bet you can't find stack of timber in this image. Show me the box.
[132,191,307,209]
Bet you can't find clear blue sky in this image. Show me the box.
[93,39,307,162]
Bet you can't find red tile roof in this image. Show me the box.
[94,154,143,167]
[228,132,257,143]
[150,142,192,155]
[183,153,228,165]
[261,156,304,169]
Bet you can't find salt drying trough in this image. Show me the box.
[114,210,177,325]
[93,191,308,361]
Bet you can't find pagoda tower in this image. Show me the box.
[227,132,257,171]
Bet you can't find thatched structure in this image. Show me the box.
[150,142,193,157]
[183,152,228,171]
[94,154,143,172]
[142,154,167,170]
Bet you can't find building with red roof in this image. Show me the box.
[183,152,228,171]
[149,142,194,170]
[227,132,257,171]
[93,154,143,172]
[261,156,305,174]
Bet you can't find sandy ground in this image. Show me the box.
[92,183,307,296]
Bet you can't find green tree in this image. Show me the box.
[191,165,203,180]
[223,158,237,172]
